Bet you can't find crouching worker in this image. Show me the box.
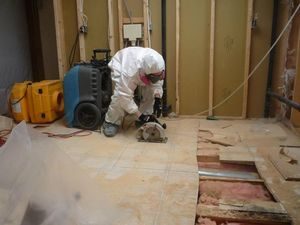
[102,47,165,137]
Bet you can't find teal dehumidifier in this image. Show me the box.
[63,49,112,130]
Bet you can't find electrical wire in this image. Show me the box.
[42,130,92,139]
[68,32,79,69]
[195,3,300,116]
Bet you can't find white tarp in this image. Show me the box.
[0,122,122,225]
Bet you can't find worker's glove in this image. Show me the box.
[138,114,156,124]
[153,97,162,118]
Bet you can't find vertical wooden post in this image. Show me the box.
[143,0,149,47]
[175,0,180,115]
[108,0,116,54]
[290,25,300,127]
[271,2,291,116]
[76,0,86,61]
[242,0,253,118]
[118,0,124,49]
[53,0,67,80]
[208,0,215,116]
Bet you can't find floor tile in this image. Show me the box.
[170,152,198,172]
[114,147,171,170]
[160,193,198,217]
[96,167,167,195]
[163,171,199,196]
[41,118,199,225]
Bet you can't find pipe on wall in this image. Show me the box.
[161,0,169,116]
[267,91,300,111]
[264,0,279,117]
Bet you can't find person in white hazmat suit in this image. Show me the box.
[103,47,165,137]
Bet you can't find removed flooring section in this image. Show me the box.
[196,119,299,224]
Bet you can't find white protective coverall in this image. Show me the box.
[105,47,165,126]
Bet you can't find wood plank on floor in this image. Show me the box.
[204,137,236,146]
[197,149,219,162]
[219,146,255,165]
[197,201,291,225]
[219,199,287,214]
[269,147,300,181]
[199,176,264,183]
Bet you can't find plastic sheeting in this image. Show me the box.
[0,122,121,225]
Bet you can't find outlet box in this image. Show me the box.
[123,24,142,41]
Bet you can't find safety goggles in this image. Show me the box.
[146,71,165,84]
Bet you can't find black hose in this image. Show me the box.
[161,0,168,117]
[264,0,279,117]
[68,32,80,69]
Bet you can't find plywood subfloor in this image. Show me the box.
[270,147,300,181]
[37,118,200,225]
[2,116,299,224]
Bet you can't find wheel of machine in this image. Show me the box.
[74,102,101,130]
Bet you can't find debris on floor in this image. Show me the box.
[269,147,300,180]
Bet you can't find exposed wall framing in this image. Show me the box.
[290,3,300,127]
[53,0,67,80]
[208,0,215,116]
[247,0,273,118]
[108,0,116,55]
[76,0,86,61]
[271,2,292,117]
[242,0,253,118]
[117,0,123,49]
[117,0,149,49]
[143,0,150,48]
[52,0,278,117]
[175,0,180,114]
[270,1,300,127]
